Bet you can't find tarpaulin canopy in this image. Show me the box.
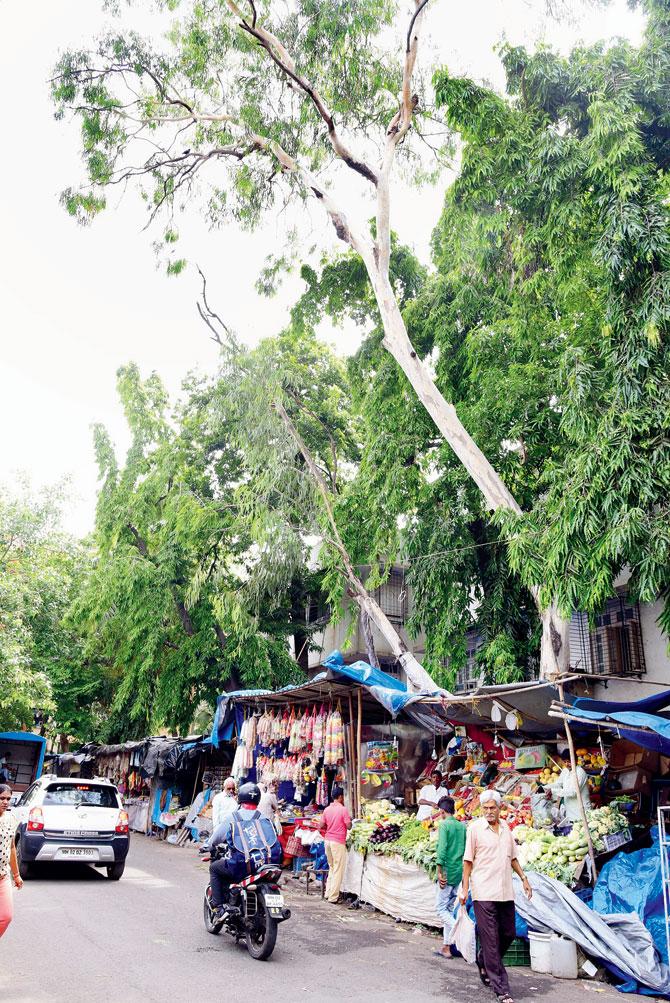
[418,679,570,737]
[211,650,450,746]
[553,688,670,755]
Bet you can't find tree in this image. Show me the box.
[52,0,575,682]
[289,0,670,682]
[0,484,74,732]
[433,1,670,633]
[71,362,319,738]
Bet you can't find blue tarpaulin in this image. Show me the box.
[592,827,668,993]
[565,688,670,755]
[211,650,447,747]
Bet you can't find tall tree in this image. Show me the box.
[0,484,77,732]
[72,363,315,737]
[51,0,573,681]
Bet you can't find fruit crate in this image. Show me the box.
[602,829,631,852]
[502,938,531,967]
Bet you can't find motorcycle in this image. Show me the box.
[201,847,291,961]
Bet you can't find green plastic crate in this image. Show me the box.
[502,938,530,967]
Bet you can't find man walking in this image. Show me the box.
[460,791,532,1003]
[434,796,466,958]
[320,786,351,904]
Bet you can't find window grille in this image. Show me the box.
[570,594,645,677]
[371,567,407,624]
[306,598,330,626]
[455,630,485,692]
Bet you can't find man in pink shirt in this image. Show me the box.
[320,786,352,903]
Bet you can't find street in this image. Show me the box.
[0,837,641,1003]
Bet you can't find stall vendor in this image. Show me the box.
[416,770,449,821]
[551,749,591,823]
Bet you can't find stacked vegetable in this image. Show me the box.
[368,822,402,846]
[514,805,628,886]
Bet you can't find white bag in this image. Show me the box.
[452,905,477,964]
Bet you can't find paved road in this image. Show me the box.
[0,837,638,1003]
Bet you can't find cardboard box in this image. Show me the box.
[608,766,653,796]
[609,739,659,773]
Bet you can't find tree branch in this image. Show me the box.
[227,0,379,186]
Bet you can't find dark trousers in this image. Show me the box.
[209,856,246,907]
[473,900,516,996]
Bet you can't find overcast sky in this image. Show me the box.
[0,0,644,536]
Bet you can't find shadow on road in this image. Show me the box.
[25,863,108,882]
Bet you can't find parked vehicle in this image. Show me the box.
[12,775,129,880]
[0,732,46,802]
[201,849,290,961]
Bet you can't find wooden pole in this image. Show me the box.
[356,688,363,817]
[558,682,598,884]
[347,692,357,816]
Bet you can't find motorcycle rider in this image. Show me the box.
[207,781,282,920]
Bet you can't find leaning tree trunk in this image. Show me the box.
[366,270,571,681]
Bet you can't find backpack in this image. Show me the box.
[229,810,281,872]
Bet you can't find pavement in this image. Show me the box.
[0,836,652,1003]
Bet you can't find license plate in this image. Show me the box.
[59,848,97,857]
[63,831,98,838]
[264,894,284,907]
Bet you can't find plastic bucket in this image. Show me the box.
[528,931,552,974]
[550,935,579,979]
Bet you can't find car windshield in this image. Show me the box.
[42,784,118,808]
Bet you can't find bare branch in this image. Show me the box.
[196,265,234,348]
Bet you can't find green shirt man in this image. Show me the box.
[434,798,467,958]
[437,813,467,886]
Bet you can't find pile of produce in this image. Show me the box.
[348,804,438,878]
[514,805,628,885]
[368,822,402,846]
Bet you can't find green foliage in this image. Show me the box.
[0,483,103,737]
[71,362,325,739]
[51,1,448,248]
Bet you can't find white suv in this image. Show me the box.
[12,775,130,880]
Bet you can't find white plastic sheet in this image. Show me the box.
[514,873,670,995]
[343,849,442,927]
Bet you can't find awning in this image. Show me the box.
[417,679,572,737]
[551,688,670,755]
[210,650,451,746]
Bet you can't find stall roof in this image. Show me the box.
[552,688,670,755]
[211,650,451,745]
[418,679,577,737]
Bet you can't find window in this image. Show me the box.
[372,567,407,625]
[42,783,119,808]
[455,630,485,692]
[570,594,645,677]
[306,598,330,626]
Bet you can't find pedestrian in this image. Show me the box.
[258,777,281,832]
[460,790,532,1003]
[416,769,449,821]
[0,784,23,938]
[320,786,351,904]
[211,777,237,831]
[433,796,466,959]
